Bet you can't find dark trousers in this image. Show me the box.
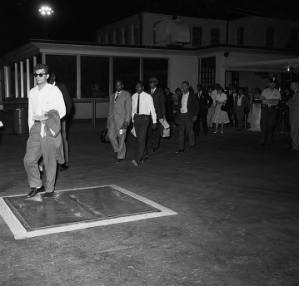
[134,114,150,162]
[147,121,162,152]
[194,111,208,135]
[261,106,278,144]
[178,113,195,150]
[235,107,245,129]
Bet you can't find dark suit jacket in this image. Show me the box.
[56,82,73,117]
[150,88,165,120]
[178,90,199,119]
[197,91,212,115]
[234,94,249,112]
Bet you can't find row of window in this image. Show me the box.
[4,56,168,99]
[191,26,298,48]
[98,24,140,46]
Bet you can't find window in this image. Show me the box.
[113,57,140,94]
[237,27,244,46]
[200,57,216,89]
[210,28,220,45]
[134,24,140,46]
[116,28,122,45]
[143,58,168,89]
[124,26,132,45]
[266,27,274,48]
[192,27,202,47]
[108,31,113,44]
[46,55,77,98]
[81,56,109,98]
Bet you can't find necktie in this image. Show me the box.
[137,93,140,114]
[115,92,120,102]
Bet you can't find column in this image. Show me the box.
[139,58,143,81]
[109,57,113,96]
[42,53,46,64]
[14,62,19,98]
[33,56,37,86]
[20,61,24,98]
[26,59,30,96]
[4,66,10,98]
[76,55,81,99]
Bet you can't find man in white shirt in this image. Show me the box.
[131,81,157,166]
[24,64,66,198]
[260,78,281,145]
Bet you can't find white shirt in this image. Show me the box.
[28,83,66,131]
[261,88,281,106]
[132,91,157,123]
[151,88,157,95]
[180,92,189,113]
[237,94,244,107]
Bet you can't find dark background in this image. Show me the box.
[1,0,299,55]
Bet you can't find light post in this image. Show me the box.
[38,5,54,39]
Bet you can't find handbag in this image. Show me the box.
[221,103,228,112]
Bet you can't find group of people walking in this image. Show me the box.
[22,63,299,199]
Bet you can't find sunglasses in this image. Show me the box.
[33,73,47,78]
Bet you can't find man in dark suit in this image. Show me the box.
[146,77,165,153]
[234,88,250,130]
[194,84,212,136]
[176,81,199,153]
[49,73,73,170]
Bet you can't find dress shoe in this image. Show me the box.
[175,149,184,154]
[26,186,44,198]
[59,163,69,171]
[131,160,139,167]
[116,158,125,163]
[42,191,56,198]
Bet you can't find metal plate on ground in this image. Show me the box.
[0,185,177,240]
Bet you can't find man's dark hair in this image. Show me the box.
[116,79,124,85]
[136,81,144,87]
[33,63,49,74]
[182,81,189,86]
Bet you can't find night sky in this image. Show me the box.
[1,0,299,55]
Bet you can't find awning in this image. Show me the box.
[224,57,299,72]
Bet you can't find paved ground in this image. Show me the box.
[0,122,298,286]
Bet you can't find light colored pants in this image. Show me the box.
[24,123,58,192]
[108,121,127,159]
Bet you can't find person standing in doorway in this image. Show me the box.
[49,73,73,170]
[234,88,249,130]
[288,82,299,151]
[212,85,230,134]
[132,82,157,167]
[176,81,199,153]
[194,84,211,136]
[147,77,165,154]
[260,78,281,145]
[107,80,132,162]
[24,64,66,198]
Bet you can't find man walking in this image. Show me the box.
[176,81,199,153]
[260,78,281,145]
[107,80,132,161]
[147,77,165,153]
[132,82,157,166]
[24,64,66,198]
[234,88,249,130]
[289,82,299,151]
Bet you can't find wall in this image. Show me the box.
[142,12,227,48]
[73,102,109,119]
[229,16,299,48]
[168,55,198,91]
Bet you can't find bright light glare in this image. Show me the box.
[38,5,54,17]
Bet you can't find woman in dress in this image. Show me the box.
[212,85,230,134]
[207,86,216,128]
